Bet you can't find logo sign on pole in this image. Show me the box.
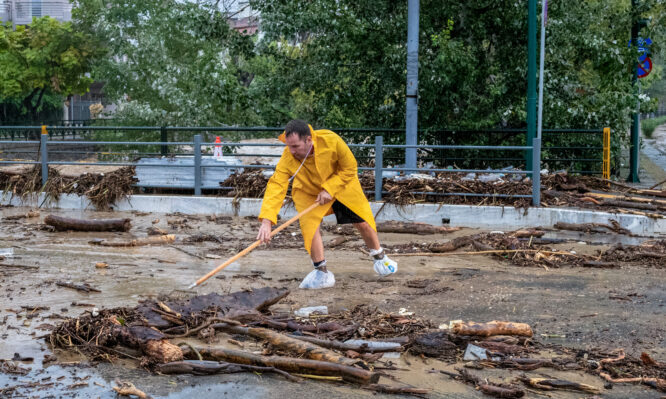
[637,55,652,78]
[629,37,653,78]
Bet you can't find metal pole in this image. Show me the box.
[160,126,168,156]
[526,0,537,170]
[405,0,419,169]
[40,126,48,186]
[628,0,640,182]
[537,0,547,141]
[194,134,202,196]
[532,137,541,206]
[374,135,384,201]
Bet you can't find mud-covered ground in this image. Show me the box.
[1,206,665,398]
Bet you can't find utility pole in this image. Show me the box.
[526,0,537,171]
[405,0,419,169]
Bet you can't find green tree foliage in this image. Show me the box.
[0,17,102,121]
[74,0,257,126]
[251,0,666,134]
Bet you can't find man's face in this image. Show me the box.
[285,133,313,160]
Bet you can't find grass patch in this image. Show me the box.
[641,115,666,138]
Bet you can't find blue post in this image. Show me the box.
[531,137,541,206]
[374,136,384,201]
[40,126,48,186]
[194,134,202,196]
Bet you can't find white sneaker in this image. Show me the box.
[374,255,398,276]
[299,269,335,289]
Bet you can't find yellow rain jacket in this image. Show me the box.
[258,126,376,254]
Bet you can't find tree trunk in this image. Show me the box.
[90,235,175,247]
[182,346,380,385]
[45,214,131,232]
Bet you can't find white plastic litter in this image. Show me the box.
[261,170,274,178]
[344,340,402,351]
[299,269,335,289]
[374,255,398,276]
[398,308,414,316]
[463,343,501,361]
[461,172,476,181]
[294,306,329,317]
[0,248,14,258]
[478,174,503,183]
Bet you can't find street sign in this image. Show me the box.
[638,56,652,78]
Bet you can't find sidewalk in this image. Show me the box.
[640,123,666,188]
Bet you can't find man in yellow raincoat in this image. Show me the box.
[257,119,398,289]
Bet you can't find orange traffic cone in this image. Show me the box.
[213,136,223,160]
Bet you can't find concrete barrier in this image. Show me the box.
[2,191,664,236]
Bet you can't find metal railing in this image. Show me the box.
[0,125,609,175]
[0,126,544,205]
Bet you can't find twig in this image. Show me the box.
[168,245,205,260]
[391,249,577,257]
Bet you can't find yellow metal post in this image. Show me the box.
[602,127,610,180]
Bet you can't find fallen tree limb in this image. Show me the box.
[45,214,131,232]
[518,375,600,394]
[585,192,666,206]
[285,334,403,353]
[55,281,101,293]
[429,236,473,253]
[214,325,358,366]
[112,380,151,399]
[391,249,576,257]
[376,221,461,235]
[554,220,631,235]
[181,346,380,384]
[582,261,618,268]
[156,360,301,382]
[90,235,175,247]
[441,368,525,398]
[362,384,430,396]
[4,210,40,220]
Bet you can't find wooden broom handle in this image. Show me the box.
[190,202,320,288]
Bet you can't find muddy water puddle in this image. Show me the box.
[1,207,664,398]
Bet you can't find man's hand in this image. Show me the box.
[316,189,333,205]
[257,219,273,243]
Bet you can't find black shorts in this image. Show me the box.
[332,200,364,224]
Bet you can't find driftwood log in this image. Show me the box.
[452,321,533,337]
[156,360,301,382]
[440,368,525,398]
[518,375,600,394]
[376,221,461,235]
[90,235,175,247]
[214,325,359,365]
[181,346,380,384]
[45,214,131,232]
[554,220,630,235]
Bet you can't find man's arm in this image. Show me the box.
[257,153,291,242]
[321,137,358,198]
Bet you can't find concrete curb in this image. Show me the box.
[2,191,664,236]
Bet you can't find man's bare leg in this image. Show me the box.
[310,226,327,272]
[353,222,380,251]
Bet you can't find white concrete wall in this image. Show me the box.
[2,191,664,236]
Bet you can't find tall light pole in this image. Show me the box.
[405,0,419,169]
[526,0,537,170]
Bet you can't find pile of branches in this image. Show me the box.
[46,288,666,395]
[0,166,137,209]
[219,169,269,199]
[377,229,666,269]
